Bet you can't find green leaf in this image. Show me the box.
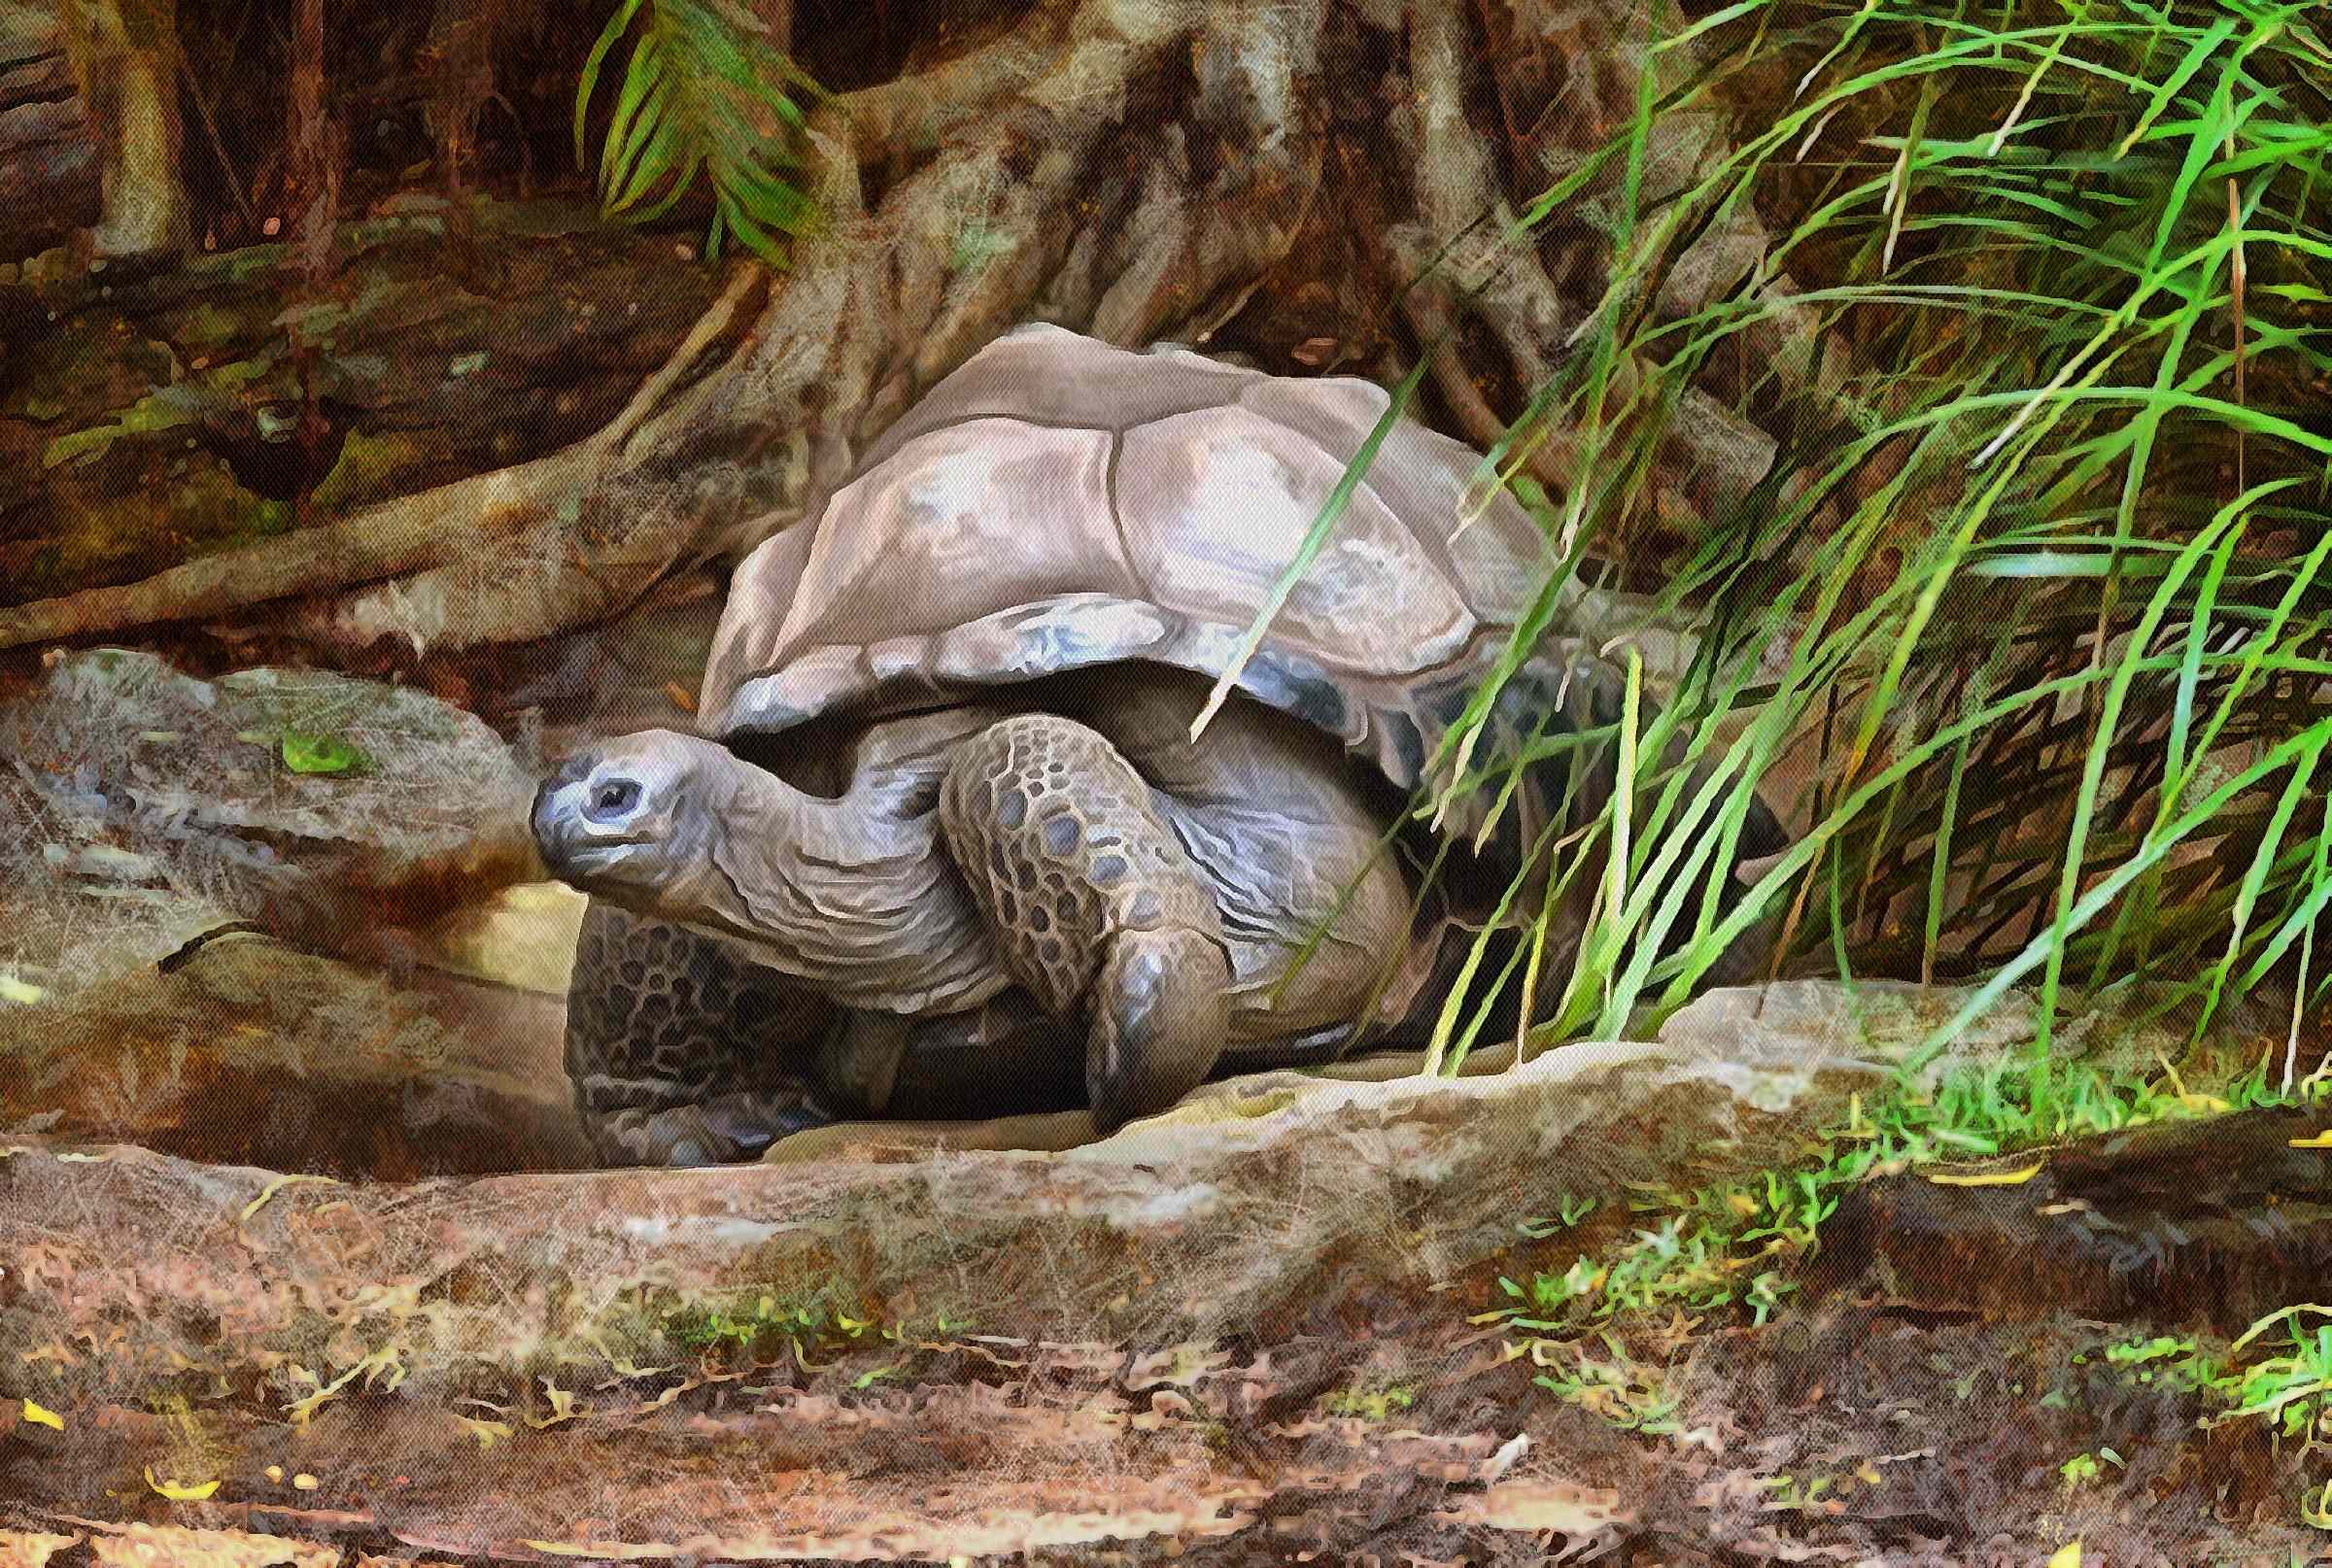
[1188,350,1436,742]
[606,85,678,212]
[2114,14,2241,159]
[576,0,650,167]
[281,730,369,775]
[576,0,822,266]
[599,32,669,192]
[607,117,684,215]
[618,150,706,225]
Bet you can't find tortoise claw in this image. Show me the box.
[699,1093,829,1158]
[1088,928,1231,1136]
[597,1088,835,1167]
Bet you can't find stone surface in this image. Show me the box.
[0,648,585,1176]
[0,648,541,1001]
[0,983,2021,1465]
[0,1106,1636,1559]
[0,978,2287,1563]
[767,976,2059,1163]
[0,933,588,1176]
[3,1009,1924,1367]
[422,880,589,998]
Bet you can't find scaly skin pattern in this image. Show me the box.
[564,901,839,1166]
[938,713,1234,1132]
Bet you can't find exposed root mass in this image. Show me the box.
[0,0,1825,664]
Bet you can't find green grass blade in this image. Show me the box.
[1188,354,1435,743]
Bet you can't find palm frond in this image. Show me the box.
[575,0,821,267]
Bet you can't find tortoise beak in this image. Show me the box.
[531,753,591,874]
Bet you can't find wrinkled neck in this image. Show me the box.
[679,758,1003,1013]
[735,762,914,863]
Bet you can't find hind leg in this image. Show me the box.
[565,901,839,1166]
[939,714,1232,1135]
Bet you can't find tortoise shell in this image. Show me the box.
[700,323,1625,803]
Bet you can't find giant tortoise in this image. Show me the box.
[532,324,1782,1166]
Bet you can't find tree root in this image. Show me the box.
[760,1036,1526,1163]
[0,0,1835,665]
[0,0,1182,655]
[0,251,772,657]
[1384,0,1800,540]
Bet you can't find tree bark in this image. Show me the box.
[0,0,1808,661]
[54,0,187,259]
[1808,1101,2332,1335]
[0,0,101,263]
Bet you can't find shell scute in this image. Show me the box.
[699,323,1583,801]
[1115,405,1476,676]
[768,418,1131,666]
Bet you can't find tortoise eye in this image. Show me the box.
[586,779,642,822]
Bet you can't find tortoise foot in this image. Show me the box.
[1088,926,1232,1135]
[595,1087,836,1168]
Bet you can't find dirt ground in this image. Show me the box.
[2,1083,2328,1566]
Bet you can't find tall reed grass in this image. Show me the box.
[1235,0,2332,1105]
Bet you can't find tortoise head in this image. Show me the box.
[531,725,990,1006]
[532,730,737,901]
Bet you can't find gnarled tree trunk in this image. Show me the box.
[56,0,188,259]
[0,0,1800,664]
[0,0,101,264]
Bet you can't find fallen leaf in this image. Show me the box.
[456,1415,513,1449]
[283,1345,407,1424]
[1928,1161,2044,1187]
[0,974,44,1006]
[238,1173,339,1224]
[280,729,368,775]
[20,1398,62,1430]
[2288,1130,2332,1149]
[2048,1543,2080,1568]
[527,1379,582,1429]
[144,1465,222,1500]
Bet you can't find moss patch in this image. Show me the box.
[305,426,431,512]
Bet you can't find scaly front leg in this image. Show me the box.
[564,902,838,1166]
[938,715,1232,1135]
